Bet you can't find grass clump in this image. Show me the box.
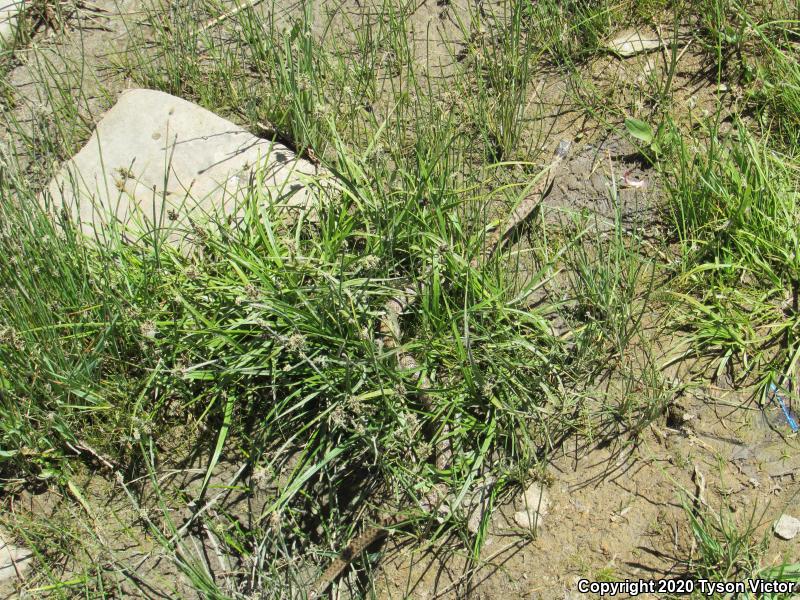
[665,121,800,379]
[635,4,800,396]
[676,497,800,599]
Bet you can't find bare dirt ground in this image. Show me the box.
[2,1,799,598]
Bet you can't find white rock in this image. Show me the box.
[45,89,321,241]
[0,0,26,46]
[467,504,483,535]
[514,509,544,529]
[606,29,664,57]
[513,482,549,529]
[521,482,549,515]
[457,478,495,535]
[774,514,800,540]
[0,531,32,586]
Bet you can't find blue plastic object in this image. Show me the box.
[768,382,799,433]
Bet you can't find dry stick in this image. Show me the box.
[471,140,571,270]
[65,440,120,472]
[191,0,264,36]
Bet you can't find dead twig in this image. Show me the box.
[192,0,264,37]
[471,140,570,269]
[65,439,120,472]
[692,463,708,511]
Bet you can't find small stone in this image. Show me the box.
[467,505,483,535]
[606,29,664,57]
[774,515,800,540]
[521,482,549,515]
[514,482,549,529]
[0,531,33,586]
[514,509,544,529]
[460,478,495,535]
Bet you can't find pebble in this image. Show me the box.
[467,504,484,534]
[605,29,664,57]
[522,481,550,512]
[774,514,800,540]
[462,478,496,535]
[514,482,550,529]
[514,509,545,529]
